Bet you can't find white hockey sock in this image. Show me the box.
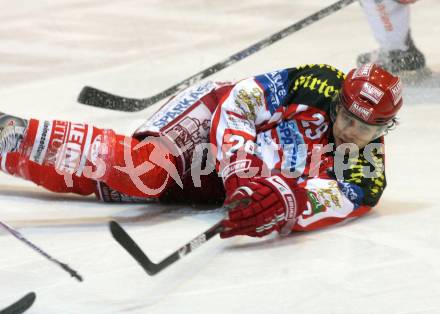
[360,0,410,51]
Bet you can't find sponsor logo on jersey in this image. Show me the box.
[307,191,326,214]
[165,115,211,171]
[293,75,336,96]
[304,180,343,216]
[291,65,342,103]
[337,181,364,208]
[349,102,372,121]
[144,81,216,130]
[255,70,288,113]
[30,120,52,164]
[276,120,305,172]
[353,63,373,78]
[360,82,384,105]
[234,87,264,120]
[390,78,402,106]
[44,121,89,175]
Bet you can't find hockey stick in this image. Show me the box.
[109,219,223,275]
[0,220,83,282]
[0,292,36,314]
[78,0,357,112]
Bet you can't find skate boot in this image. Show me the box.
[0,113,28,155]
[357,33,426,73]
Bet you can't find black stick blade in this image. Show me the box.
[109,221,159,275]
[109,219,223,276]
[78,86,149,112]
[0,292,36,314]
[77,0,356,113]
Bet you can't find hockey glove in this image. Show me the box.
[221,175,298,238]
[220,151,269,195]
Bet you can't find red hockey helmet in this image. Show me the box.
[340,63,403,125]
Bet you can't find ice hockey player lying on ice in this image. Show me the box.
[0,63,403,239]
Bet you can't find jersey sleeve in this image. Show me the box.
[341,137,387,207]
[210,77,274,164]
[210,64,346,165]
[283,64,345,112]
[292,138,387,232]
[288,177,373,232]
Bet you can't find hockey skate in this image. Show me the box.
[357,34,429,82]
[0,113,28,155]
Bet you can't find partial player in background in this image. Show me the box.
[358,0,426,73]
[0,63,403,239]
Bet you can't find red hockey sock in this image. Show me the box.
[1,118,177,199]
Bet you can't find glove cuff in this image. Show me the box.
[221,152,268,192]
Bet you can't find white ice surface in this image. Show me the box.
[0,1,439,313]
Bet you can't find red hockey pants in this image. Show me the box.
[1,118,177,199]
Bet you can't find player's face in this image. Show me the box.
[333,105,386,149]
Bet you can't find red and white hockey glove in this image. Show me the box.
[221,175,298,238]
[220,151,269,194]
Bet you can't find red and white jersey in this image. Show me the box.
[211,78,331,178]
[210,66,384,231]
[133,64,386,232]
